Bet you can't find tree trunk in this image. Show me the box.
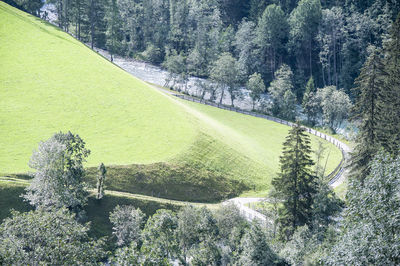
[309,37,312,78]
[219,85,225,105]
[78,1,81,40]
[333,31,338,88]
[90,0,94,50]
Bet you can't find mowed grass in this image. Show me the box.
[0,2,343,201]
[180,101,343,196]
[0,3,196,173]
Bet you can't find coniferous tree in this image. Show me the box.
[350,46,386,180]
[302,76,320,125]
[288,0,322,80]
[272,123,317,240]
[96,162,106,199]
[377,13,400,155]
[268,64,297,120]
[256,4,288,83]
[105,0,123,62]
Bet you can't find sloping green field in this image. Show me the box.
[0,2,342,201]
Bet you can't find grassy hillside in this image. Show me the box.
[0,3,196,173]
[0,2,342,201]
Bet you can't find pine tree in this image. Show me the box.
[272,123,317,240]
[350,46,386,180]
[377,13,400,155]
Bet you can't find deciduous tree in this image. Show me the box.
[0,208,105,265]
[247,72,265,110]
[109,205,145,247]
[23,132,90,211]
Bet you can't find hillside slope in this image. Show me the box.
[0,2,342,201]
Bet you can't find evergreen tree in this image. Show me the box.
[327,152,400,265]
[377,13,400,155]
[96,162,106,199]
[88,0,107,49]
[235,20,257,80]
[302,76,320,125]
[268,64,297,120]
[238,221,281,265]
[272,123,317,240]
[105,0,123,62]
[14,0,43,16]
[256,4,288,83]
[288,0,322,89]
[350,46,386,180]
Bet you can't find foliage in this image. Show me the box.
[162,50,187,90]
[105,0,123,61]
[288,0,322,80]
[238,221,281,265]
[326,152,400,265]
[235,20,257,80]
[272,124,317,240]
[268,64,296,120]
[210,52,239,105]
[377,13,400,155]
[256,4,288,82]
[176,206,219,265]
[13,0,42,15]
[23,132,90,211]
[311,178,342,234]
[247,72,266,110]
[302,76,320,125]
[0,208,105,264]
[109,205,145,247]
[350,46,386,180]
[140,209,179,265]
[316,86,352,133]
[0,3,343,201]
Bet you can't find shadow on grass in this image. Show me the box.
[85,162,249,203]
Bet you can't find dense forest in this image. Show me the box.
[2,0,400,265]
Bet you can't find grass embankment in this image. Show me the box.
[0,1,343,204]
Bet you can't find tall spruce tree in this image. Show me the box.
[350,46,386,180]
[272,123,317,240]
[377,13,400,155]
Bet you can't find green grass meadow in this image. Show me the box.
[0,2,343,204]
